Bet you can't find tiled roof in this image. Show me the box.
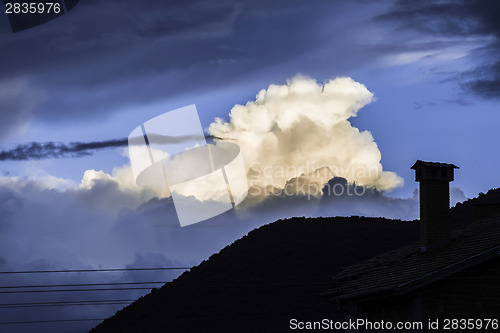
[323,217,500,302]
[411,160,459,169]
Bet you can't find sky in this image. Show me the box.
[0,0,499,332]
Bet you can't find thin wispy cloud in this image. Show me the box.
[0,135,216,161]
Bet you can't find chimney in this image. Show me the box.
[411,160,459,252]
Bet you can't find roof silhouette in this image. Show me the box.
[411,160,459,169]
[323,216,500,301]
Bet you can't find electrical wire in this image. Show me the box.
[0,281,166,289]
[0,267,191,274]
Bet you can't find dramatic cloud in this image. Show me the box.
[379,0,500,99]
[209,76,404,195]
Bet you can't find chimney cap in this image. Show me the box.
[411,160,459,170]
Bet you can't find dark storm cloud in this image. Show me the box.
[0,188,22,231]
[379,0,500,99]
[0,174,251,333]
[0,172,178,333]
[0,0,340,130]
[0,134,216,161]
[0,79,43,140]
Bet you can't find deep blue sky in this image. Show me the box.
[0,0,499,332]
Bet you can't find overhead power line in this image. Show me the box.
[0,299,135,307]
[0,302,133,309]
[0,281,166,289]
[0,318,105,325]
[0,267,191,274]
[0,287,156,294]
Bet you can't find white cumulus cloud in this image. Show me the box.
[208,76,403,196]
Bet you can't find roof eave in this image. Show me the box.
[396,245,500,295]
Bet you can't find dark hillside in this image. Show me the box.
[90,217,419,333]
[451,188,500,226]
